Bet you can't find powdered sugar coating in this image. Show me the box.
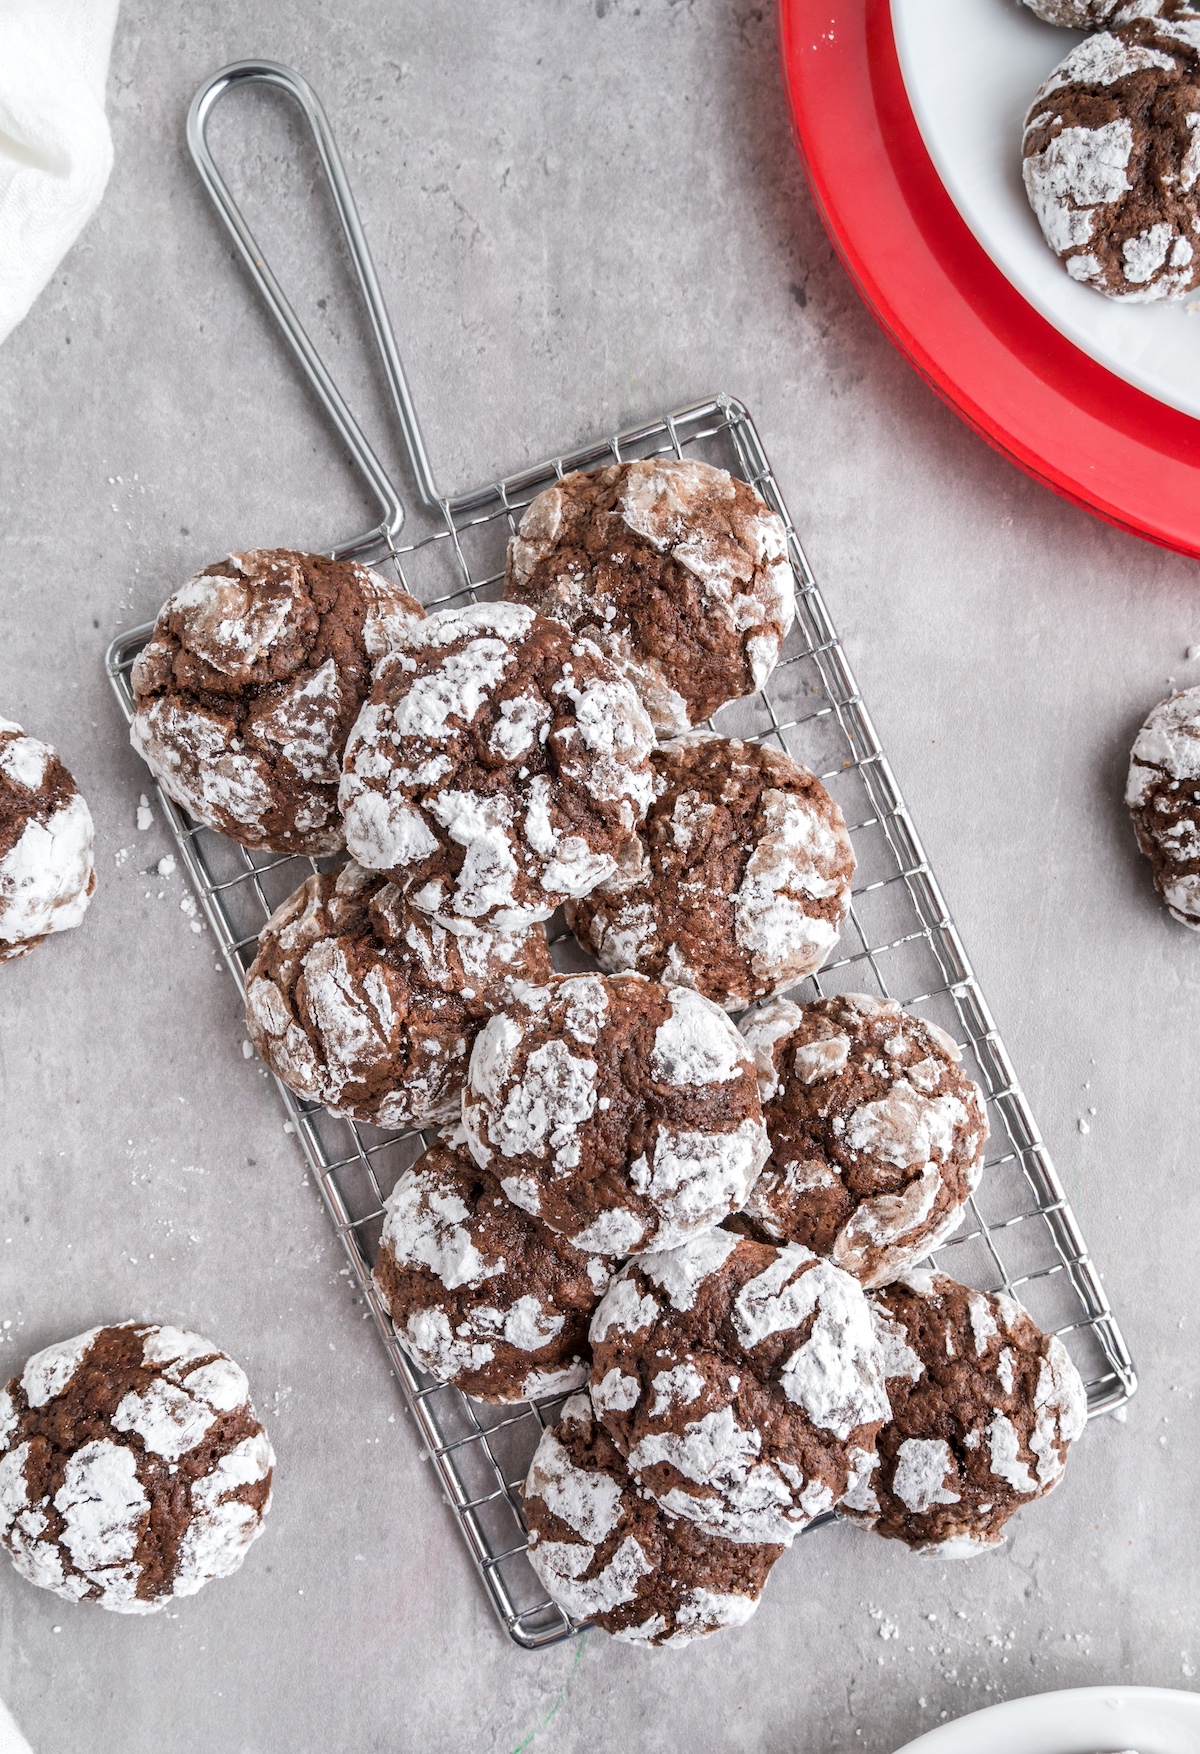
[246,860,550,1127]
[463,974,769,1254]
[505,460,795,736]
[845,1274,1087,1556]
[569,733,854,1008]
[373,1130,610,1402]
[523,1392,783,1644]
[0,721,95,959]
[0,1323,273,1612]
[339,603,654,928]
[1021,0,1169,23]
[1023,16,1200,302]
[739,995,987,1288]
[1126,686,1200,927]
[590,1233,887,1545]
[130,550,423,854]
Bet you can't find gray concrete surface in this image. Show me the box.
[1,3,1197,1751]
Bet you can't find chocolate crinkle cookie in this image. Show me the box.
[523,1391,784,1644]
[567,733,854,1010]
[738,995,988,1288]
[0,719,95,960]
[245,861,550,1128]
[338,603,655,929]
[1022,12,1200,302]
[503,459,795,735]
[589,1229,889,1545]
[374,1130,610,1402]
[462,973,770,1257]
[1020,0,1169,26]
[130,549,423,854]
[0,1323,274,1613]
[1126,685,1200,927]
[842,1271,1087,1557]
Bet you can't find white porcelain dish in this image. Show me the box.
[891,0,1200,419]
[894,1685,1200,1754]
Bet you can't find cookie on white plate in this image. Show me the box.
[1023,14,1200,303]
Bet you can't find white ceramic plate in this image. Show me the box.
[891,0,1200,419]
[894,1686,1200,1754]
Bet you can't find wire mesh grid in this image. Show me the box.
[105,393,1135,1650]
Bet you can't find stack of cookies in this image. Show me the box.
[116,457,1089,1650]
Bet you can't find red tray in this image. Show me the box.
[778,0,1200,558]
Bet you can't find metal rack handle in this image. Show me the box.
[187,60,445,553]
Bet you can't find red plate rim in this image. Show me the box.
[778,0,1200,560]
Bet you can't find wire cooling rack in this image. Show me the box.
[105,391,1137,1649]
[104,62,1135,1651]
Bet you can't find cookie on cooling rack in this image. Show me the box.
[130,549,423,855]
[567,733,854,1010]
[737,995,988,1289]
[338,602,655,930]
[0,719,95,960]
[461,973,770,1256]
[523,1390,784,1643]
[503,458,795,735]
[1022,13,1200,302]
[1019,0,1169,25]
[1126,685,1200,927]
[841,1271,1087,1557]
[0,1323,274,1612]
[589,1229,889,1545]
[374,1130,610,1402]
[245,861,551,1128]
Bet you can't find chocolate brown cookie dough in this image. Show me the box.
[523,1390,784,1643]
[738,995,988,1288]
[1023,14,1200,301]
[567,733,854,1009]
[338,603,655,929]
[374,1131,610,1402]
[1126,684,1200,926]
[0,1324,273,1612]
[245,861,551,1128]
[842,1271,1087,1556]
[504,459,795,734]
[462,973,770,1256]
[0,719,95,960]
[589,1230,889,1545]
[130,549,423,853]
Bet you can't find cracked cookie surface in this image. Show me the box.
[131,549,423,854]
[339,602,654,929]
[738,994,987,1288]
[504,459,795,734]
[568,732,853,1009]
[843,1271,1086,1556]
[0,1323,273,1612]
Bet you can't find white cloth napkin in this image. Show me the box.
[0,1694,32,1754]
[0,0,119,346]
